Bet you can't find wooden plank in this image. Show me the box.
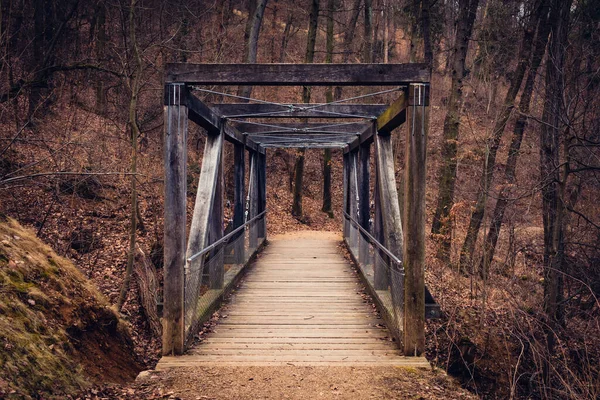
[376,91,408,134]
[403,83,428,357]
[162,84,187,356]
[261,143,348,149]
[212,103,388,118]
[165,63,431,85]
[158,236,410,367]
[200,337,391,344]
[157,360,429,368]
[192,349,401,356]
[196,343,393,350]
[235,122,369,134]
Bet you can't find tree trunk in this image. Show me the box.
[117,0,142,311]
[478,1,552,275]
[238,0,268,99]
[430,0,479,263]
[363,0,373,63]
[95,1,107,115]
[134,247,162,337]
[421,0,433,67]
[292,0,319,219]
[279,12,293,62]
[459,0,546,271]
[28,0,45,120]
[540,0,571,362]
[322,0,335,218]
[334,0,361,99]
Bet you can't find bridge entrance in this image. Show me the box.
[162,63,431,359]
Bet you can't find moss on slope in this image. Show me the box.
[0,215,141,398]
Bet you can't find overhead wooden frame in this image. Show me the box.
[166,63,430,86]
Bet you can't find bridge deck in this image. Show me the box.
[157,233,429,367]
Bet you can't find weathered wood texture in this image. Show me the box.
[348,151,359,249]
[377,91,408,134]
[343,153,350,238]
[184,90,262,153]
[347,94,408,152]
[403,84,428,356]
[248,152,259,248]
[235,122,369,134]
[212,103,388,118]
[186,131,224,273]
[165,63,430,85]
[163,84,188,355]
[373,145,389,290]
[156,237,429,367]
[374,133,404,260]
[257,152,267,239]
[208,138,225,289]
[232,143,245,263]
[358,141,371,265]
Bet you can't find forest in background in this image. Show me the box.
[0,0,599,398]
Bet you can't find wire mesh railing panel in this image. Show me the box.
[183,212,266,347]
[343,213,404,341]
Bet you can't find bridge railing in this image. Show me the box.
[343,212,405,342]
[183,211,267,346]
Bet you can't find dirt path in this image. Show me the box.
[124,232,474,399]
[132,366,476,399]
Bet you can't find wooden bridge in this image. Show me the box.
[161,63,432,365]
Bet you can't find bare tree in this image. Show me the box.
[292,0,319,219]
[431,0,480,263]
[238,0,269,99]
[459,0,547,272]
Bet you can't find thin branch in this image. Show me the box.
[0,172,143,186]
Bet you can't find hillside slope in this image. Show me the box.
[0,215,141,398]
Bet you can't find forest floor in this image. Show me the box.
[124,365,477,400]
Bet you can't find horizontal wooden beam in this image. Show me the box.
[166,63,430,86]
[376,91,408,134]
[254,135,353,144]
[212,103,388,118]
[346,123,376,153]
[184,90,263,153]
[345,92,409,153]
[262,143,347,148]
[235,122,370,134]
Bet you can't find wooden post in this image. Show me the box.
[373,143,388,290]
[348,150,359,252]
[403,83,428,356]
[209,137,225,289]
[375,127,404,334]
[358,140,371,266]
[258,151,267,239]
[185,126,223,318]
[163,83,188,356]
[249,151,259,250]
[343,153,350,239]
[233,143,245,263]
